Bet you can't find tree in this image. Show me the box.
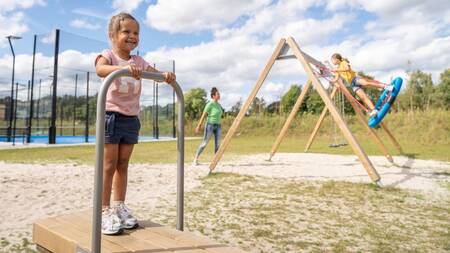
[249,96,266,116]
[280,84,300,114]
[230,98,242,117]
[436,68,450,109]
[304,89,325,114]
[184,88,207,119]
[265,101,280,115]
[405,70,434,111]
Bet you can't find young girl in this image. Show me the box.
[193,87,223,165]
[330,53,393,116]
[95,12,175,235]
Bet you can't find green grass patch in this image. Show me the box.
[1,133,449,164]
[1,110,449,163]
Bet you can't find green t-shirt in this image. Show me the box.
[204,101,223,124]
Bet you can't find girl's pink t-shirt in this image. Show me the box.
[96,49,149,116]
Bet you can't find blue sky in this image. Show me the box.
[0,0,449,108]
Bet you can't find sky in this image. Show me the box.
[0,0,449,109]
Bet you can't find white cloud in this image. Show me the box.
[0,0,45,12]
[0,0,46,48]
[70,19,101,30]
[112,0,143,13]
[0,12,28,47]
[145,0,271,33]
[272,13,355,46]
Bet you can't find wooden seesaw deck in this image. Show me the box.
[33,210,247,253]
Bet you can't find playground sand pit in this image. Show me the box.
[1,153,449,252]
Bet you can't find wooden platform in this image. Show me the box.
[33,210,247,253]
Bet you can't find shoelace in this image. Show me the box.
[103,209,121,229]
[116,203,133,218]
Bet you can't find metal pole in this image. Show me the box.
[152,79,156,138]
[12,82,18,146]
[73,74,78,136]
[156,81,159,139]
[59,96,63,136]
[6,36,20,142]
[27,35,37,143]
[36,79,41,129]
[26,80,30,143]
[85,72,90,143]
[92,69,185,252]
[49,29,60,144]
[172,60,176,138]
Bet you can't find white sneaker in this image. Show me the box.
[193,158,199,166]
[369,109,379,117]
[115,203,139,229]
[101,207,123,235]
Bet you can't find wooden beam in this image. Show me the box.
[286,37,381,182]
[269,79,312,161]
[209,38,287,172]
[304,85,338,152]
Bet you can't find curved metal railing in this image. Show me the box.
[91,69,185,253]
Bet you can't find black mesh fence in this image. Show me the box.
[0,29,176,144]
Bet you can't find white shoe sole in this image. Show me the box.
[102,227,124,235]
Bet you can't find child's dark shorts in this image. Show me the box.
[350,76,362,92]
[105,111,140,144]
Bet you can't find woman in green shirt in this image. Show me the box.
[193,87,223,165]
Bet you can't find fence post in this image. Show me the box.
[85,72,90,143]
[49,29,60,144]
[27,35,37,143]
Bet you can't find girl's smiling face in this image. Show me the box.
[111,18,140,54]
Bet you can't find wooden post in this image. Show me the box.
[269,80,312,161]
[304,85,338,152]
[287,37,381,182]
[209,38,287,172]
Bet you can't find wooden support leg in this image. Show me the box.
[209,38,287,172]
[287,37,381,182]
[304,86,338,152]
[268,80,312,161]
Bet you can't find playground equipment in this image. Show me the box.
[368,77,403,128]
[209,37,403,184]
[32,69,246,253]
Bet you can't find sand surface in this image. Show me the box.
[1,153,449,244]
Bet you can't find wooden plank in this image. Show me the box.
[34,211,247,253]
[33,222,77,253]
[51,215,126,253]
[286,37,381,182]
[147,226,246,252]
[304,85,338,152]
[209,38,287,172]
[269,79,312,160]
[128,228,205,252]
[70,210,166,252]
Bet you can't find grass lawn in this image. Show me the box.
[0,133,449,164]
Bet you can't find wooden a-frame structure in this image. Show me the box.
[209,37,402,184]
